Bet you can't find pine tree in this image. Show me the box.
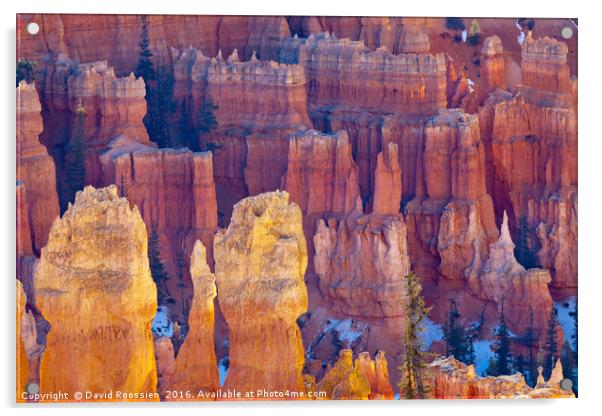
[148,227,171,304]
[399,272,432,399]
[543,307,560,379]
[135,15,155,83]
[198,98,221,152]
[515,216,538,269]
[489,298,512,376]
[443,299,475,364]
[569,301,577,364]
[16,59,38,86]
[119,174,127,198]
[520,309,539,386]
[153,64,177,148]
[64,101,87,205]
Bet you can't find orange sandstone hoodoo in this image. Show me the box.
[34,185,158,402]
[214,191,309,399]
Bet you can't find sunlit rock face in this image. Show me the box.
[16,280,29,402]
[426,356,574,399]
[313,214,410,318]
[315,349,394,400]
[34,185,158,401]
[16,82,60,255]
[214,191,308,397]
[169,240,219,398]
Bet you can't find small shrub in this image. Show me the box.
[446,17,466,31]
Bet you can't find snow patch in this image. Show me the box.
[151,305,173,338]
[473,339,494,376]
[422,317,443,350]
[555,297,576,343]
[218,357,229,387]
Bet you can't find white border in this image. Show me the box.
[3,1,600,415]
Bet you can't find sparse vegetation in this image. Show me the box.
[16,59,38,86]
[445,17,466,31]
[399,272,432,399]
[64,101,87,206]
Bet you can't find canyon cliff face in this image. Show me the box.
[427,356,574,399]
[34,186,158,401]
[480,35,577,288]
[314,214,410,318]
[170,240,219,398]
[16,82,60,256]
[214,191,308,397]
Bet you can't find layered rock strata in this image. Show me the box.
[214,191,308,396]
[34,186,158,401]
[16,280,29,402]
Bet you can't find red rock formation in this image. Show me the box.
[34,186,158,401]
[214,191,308,397]
[521,35,571,93]
[17,15,291,75]
[479,36,577,288]
[100,137,218,302]
[279,33,447,116]
[282,129,361,216]
[426,356,573,399]
[170,240,219,398]
[355,351,395,399]
[471,211,553,335]
[384,110,498,281]
[16,82,60,255]
[172,47,311,201]
[397,24,430,54]
[313,214,410,318]
[479,36,506,100]
[154,337,176,398]
[372,143,402,215]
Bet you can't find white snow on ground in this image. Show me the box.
[334,319,364,345]
[422,317,443,350]
[151,305,173,337]
[473,340,494,376]
[555,297,577,343]
[518,31,526,45]
[218,357,229,386]
[461,30,467,42]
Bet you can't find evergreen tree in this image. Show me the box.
[198,98,221,152]
[64,101,87,205]
[569,301,577,364]
[543,307,560,379]
[119,174,127,198]
[515,216,538,269]
[514,354,525,376]
[399,272,432,399]
[153,64,177,148]
[148,226,171,304]
[467,19,481,45]
[135,15,155,83]
[443,299,475,364]
[16,59,38,86]
[178,100,196,150]
[520,309,539,386]
[489,298,512,376]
